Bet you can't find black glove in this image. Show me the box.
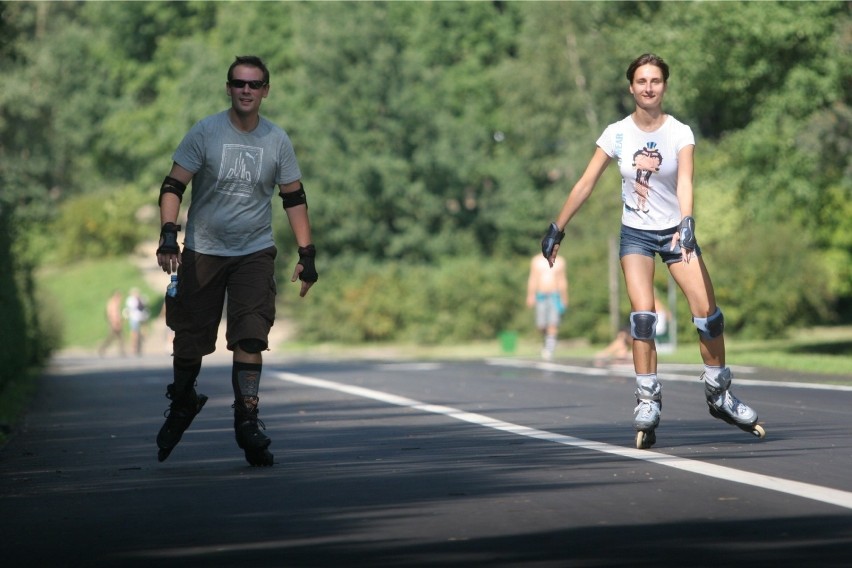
[297,245,318,282]
[678,216,696,251]
[156,223,181,255]
[541,223,565,259]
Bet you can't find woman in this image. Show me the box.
[541,53,764,448]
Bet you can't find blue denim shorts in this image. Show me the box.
[619,224,702,265]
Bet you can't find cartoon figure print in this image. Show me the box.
[631,141,662,213]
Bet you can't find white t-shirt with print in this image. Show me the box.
[596,115,695,230]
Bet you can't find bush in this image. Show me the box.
[0,205,59,390]
[287,256,531,344]
[50,186,155,263]
[284,250,631,346]
[707,221,834,338]
[281,220,836,346]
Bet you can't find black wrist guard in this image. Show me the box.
[297,244,318,282]
[541,222,565,259]
[156,222,181,255]
[678,216,696,250]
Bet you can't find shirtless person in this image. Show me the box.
[526,254,569,360]
[98,289,125,357]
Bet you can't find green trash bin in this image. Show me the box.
[499,331,518,354]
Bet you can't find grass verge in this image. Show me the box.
[39,256,160,349]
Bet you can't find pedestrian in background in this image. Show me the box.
[124,287,148,357]
[98,289,125,357]
[526,253,569,360]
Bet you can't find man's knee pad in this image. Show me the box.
[630,311,658,340]
[693,307,724,339]
[237,338,267,354]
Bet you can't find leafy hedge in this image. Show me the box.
[285,256,524,344]
[49,187,155,263]
[284,252,625,346]
[281,224,836,346]
[0,205,61,391]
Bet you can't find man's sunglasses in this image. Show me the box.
[229,79,267,90]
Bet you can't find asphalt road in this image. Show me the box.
[1,353,851,567]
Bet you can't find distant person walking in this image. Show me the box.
[154,55,317,466]
[123,287,148,356]
[98,290,125,357]
[526,253,568,360]
[540,53,764,448]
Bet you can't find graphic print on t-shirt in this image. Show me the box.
[629,141,662,213]
[216,144,264,197]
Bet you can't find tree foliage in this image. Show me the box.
[1,1,849,351]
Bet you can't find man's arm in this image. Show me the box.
[279,180,316,297]
[279,180,312,248]
[156,163,194,274]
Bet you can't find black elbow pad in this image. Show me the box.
[280,183,307,209]
[159,176,187,205]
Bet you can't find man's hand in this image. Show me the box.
[291,244,317,297]
[156,223,181,274]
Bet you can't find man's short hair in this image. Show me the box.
[228,55,270,85]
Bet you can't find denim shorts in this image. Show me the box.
[619,224,702,265]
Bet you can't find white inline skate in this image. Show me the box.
[703,368,766,438]
[634,375,661,449]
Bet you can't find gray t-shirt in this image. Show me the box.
[173,110,302,256]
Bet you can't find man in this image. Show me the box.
[526,253,569,360]
[98,289,125,357]
[154,55,317,466]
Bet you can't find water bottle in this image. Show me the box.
[166,274,178,298]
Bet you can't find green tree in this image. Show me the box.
[282,1,524,261]
[1,0,848,348]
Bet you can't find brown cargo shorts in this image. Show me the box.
[165,246,277,359]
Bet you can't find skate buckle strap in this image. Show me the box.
[701,370,732,395]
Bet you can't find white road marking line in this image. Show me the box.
[376,362,443,372]
[486,358,852,391]
[275,371,852,511]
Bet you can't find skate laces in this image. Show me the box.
[719,391,751,417]
[634,400,659,420]
[232,403,266,431]
[236,413,268,446]
[163,402,194,420]
[244,417,267,431]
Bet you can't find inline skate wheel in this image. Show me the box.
[635,430,656,449]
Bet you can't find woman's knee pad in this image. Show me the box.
[693,307,724,339]
[630,311,658,340]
